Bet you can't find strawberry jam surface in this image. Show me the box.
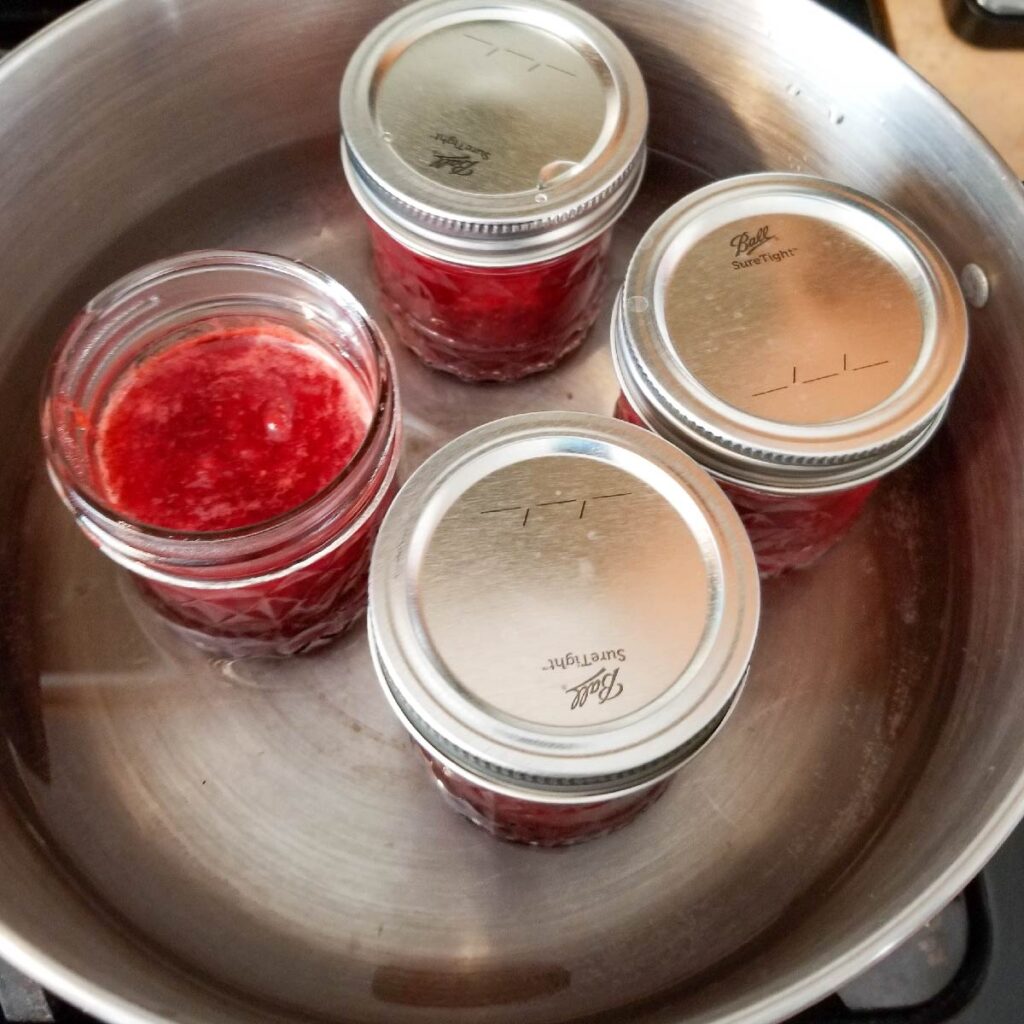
[97,325,369,532]
[94,324,391,657]
[368,221,610,382]
[614,393,877,578]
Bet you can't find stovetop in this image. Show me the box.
[0,1,1022,1022]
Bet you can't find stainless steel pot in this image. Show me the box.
[0,1,1022,1022]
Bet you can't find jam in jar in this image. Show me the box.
[368,413,759,846]
[42,251,400,657]
[341,0,648,381]
[365,222,611,381]
[422,747,671,848]
[612,174,969,577]
[615,393,880,577]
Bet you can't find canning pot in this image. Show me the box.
[0,1,1022,1023]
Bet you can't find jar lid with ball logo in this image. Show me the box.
[368,412,760,802]
[340,0,649,266]
[612,173,969,493]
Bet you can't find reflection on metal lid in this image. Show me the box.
[368,413,759,799]
[341,0,648,265]
[612,173,969,492]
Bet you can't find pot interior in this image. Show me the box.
[0,2,1022,1023]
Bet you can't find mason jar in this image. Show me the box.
[612,174,968,577]
[368,412,759,846]
[41,250,401,658]
[340,0,648,381]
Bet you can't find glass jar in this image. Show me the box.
[366,222,611,381]
[615,393,880,577]
[611,174,969,578]
[42,250,401,658]
[368,413,759,847]
[340,0,648,382]
[422,747,672,847]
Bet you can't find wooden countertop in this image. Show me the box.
[881,0,1024,175]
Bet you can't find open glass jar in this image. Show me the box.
[368,412,759,846]
[41,251,400,658]
[340,0,648,382]
[612,174,969,577]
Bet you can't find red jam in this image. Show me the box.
[131,503,390,657]
[368,221,610,382]
[96,325,388,656]
[422,749,669,847]
[715,477,878,578]
[614,394,877,577]
[97,325,369,531]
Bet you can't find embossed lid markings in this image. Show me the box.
[658,211,924,426]
[373,19,608,197]
[418,456,708,729]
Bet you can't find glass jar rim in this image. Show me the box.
[41,249,397,545]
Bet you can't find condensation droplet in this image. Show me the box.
[381,130,393,143]
[538,159,579,188]
[627,295,649,313]
[786,83,802,97]
[534,192,549,204]
[829,107,845,125]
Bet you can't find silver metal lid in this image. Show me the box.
[612,174,969,492]
[368,413,759,800]
[340,0,648,267]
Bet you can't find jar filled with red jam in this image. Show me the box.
[42,251,400,658]
[340,0,648,382]
[368,412,759,846]
[611,174,969,577]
